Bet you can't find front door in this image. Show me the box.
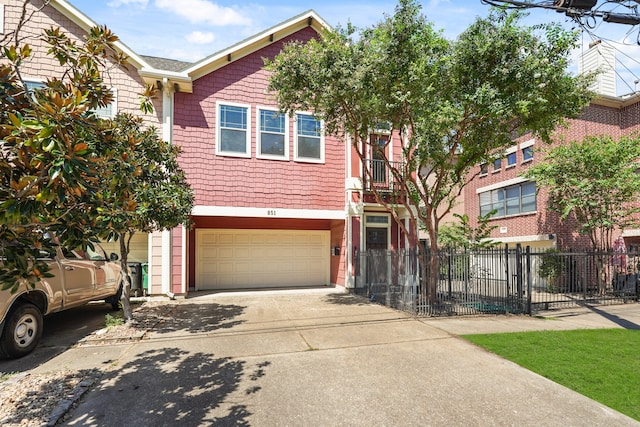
[366,227,388,251]
[365,214,390,284]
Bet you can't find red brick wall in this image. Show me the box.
[174,27,345,211]
[622,102,640,132]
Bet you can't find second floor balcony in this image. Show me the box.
[363,159,404,193]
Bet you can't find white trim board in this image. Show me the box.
[192,205,345,220]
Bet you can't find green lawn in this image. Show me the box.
[462,329,640,421]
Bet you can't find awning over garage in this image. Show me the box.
[196,229,330,290]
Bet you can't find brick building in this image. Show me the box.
[464,42,640,251]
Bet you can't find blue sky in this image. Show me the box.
[67,0,640,95]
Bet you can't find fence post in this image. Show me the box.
[526,246,532,314]
[583,253,588,304]
[447,250,452,298]
[516,244,523,311]
[504,244,510,297]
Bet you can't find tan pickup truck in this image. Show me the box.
[0,244,122,358]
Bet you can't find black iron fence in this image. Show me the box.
[353,246,640,316]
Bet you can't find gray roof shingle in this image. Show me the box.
[141,55,192,72]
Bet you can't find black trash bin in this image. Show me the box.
[128,262,143,297]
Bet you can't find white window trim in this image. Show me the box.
[521,139,535,163]
[0,5,4,34]
[216,100,251,158]
[476,177,528,194]
[520,138,535,149]
[294,111,325,163]
[24,79,46,90]
[492,158,501,173]
[256,106,289,161]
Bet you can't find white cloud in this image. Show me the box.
[186,31,215,44]
[154,0,251,26]
[107,0,148,7]
[162,47,210,63]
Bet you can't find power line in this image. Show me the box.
[481,1,640,27]
[482,1,640,95]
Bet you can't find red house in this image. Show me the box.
[161,11,414,294]
[6,3,424,296]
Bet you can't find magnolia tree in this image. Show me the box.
[97,113,193,320]
[266,0,593,302]
[0,22,127,292]
[1,2,192,322]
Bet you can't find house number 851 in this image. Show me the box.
[267,210,277,216]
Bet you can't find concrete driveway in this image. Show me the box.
[29,288,638,426]
[0,301,120,373]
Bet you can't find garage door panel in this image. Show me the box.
[235,234,251,245]
[196,229,330,290]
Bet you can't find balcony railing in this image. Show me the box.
[363,159,404,193]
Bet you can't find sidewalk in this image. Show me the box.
[421,301,640,335]
[31,289,640,426]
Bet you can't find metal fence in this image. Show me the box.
[353,246,640,316]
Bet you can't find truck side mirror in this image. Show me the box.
[110,253,119,261]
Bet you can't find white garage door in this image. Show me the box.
[196,229,330,290]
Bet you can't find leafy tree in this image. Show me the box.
[538,248,565,293]
[266,0,593,302]
[438,211,498,251]
[523,134,640,251]
[0,19,125,292]
[96,113,193,320]
[0,2,182,325]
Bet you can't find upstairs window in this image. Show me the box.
[93,88,117,119]
[25,80,46,92]
[26,81,116,118]
[217,102,250,157]
[479,181,536,218]
[493,158,501,172]
[295,113,324,162]
[522,146,534,162]
[506,151,517,167]
[258,108,287,160]
[480,163,488,176]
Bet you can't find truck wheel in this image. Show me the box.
[106,285,123,311]
[0,303,43,359]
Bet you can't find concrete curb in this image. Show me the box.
[46,375,100,426]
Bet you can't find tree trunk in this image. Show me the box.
[421,220,439,304]
[426,238,439,304]
[119,237,133,322]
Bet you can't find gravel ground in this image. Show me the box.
[0,300,177,426]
